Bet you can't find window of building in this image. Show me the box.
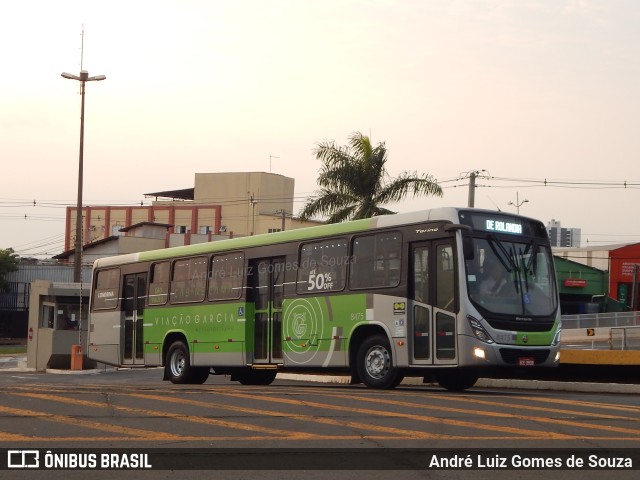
[49,300,88,330]
[41,304,55,328]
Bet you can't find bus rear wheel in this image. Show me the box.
[165,341,209,384]
[356,335,403,389]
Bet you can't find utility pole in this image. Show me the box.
[250,193,256,235]
[275,209,290,231]
[461,170,489,208]
[631,264,639,312]
[468,171,476,208]
[61,28,106,283]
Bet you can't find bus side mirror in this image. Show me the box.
[462,236,474,261]
[443,223,474,260]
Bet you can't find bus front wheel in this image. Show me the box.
[235,369,277,386]
[435,370,478,392]
[356,335,403,389]
[165,341,209,384]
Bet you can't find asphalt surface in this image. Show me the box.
[2,354,639,394]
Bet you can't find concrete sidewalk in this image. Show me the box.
[0,354,27,370]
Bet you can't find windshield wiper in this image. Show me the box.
[508,246,521,294]
[523,239,537,274]
[487,235,516,272]
[519,247,529,293]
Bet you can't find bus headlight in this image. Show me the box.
[474,347,486,359]
[467,315,494,344]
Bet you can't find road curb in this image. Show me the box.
[3,360,639,393]
[276,373,640,394]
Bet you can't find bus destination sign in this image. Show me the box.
[458,211,540,237]
[485,219,523,235]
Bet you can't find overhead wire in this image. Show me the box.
[2,174,639,256]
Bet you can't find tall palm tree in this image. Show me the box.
[299,132,443,223]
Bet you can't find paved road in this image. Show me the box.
[2,369,640,457]
[2,365,640,479]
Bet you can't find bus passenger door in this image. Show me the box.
[250,257,285,365]
[410,241,458,366]
[122,273,147,365]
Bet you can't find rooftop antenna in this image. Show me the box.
[487,196,502,212]
[70,25,86,96]
[80,24,84,71]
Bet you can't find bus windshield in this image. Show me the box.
[465,236,557,317]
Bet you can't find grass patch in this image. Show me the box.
[0,345,27,355]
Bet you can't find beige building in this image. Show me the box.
[63,172,321,255]
[193,171,306,236]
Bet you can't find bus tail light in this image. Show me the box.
[467,315,494,344]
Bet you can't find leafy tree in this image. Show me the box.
[299,132,443,223]
[0,248,19,292]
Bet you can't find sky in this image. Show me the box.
[1,0,639,258]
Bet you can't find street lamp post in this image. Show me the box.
[508,192,529,214]
[61,70,106,283]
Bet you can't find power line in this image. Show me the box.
[2,173,639,257]
[0,174,638,210]
[487,176,640,189]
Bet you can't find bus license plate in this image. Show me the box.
[518,357,535,366]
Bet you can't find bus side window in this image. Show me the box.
[435,244,455,312]
[350,232,402,289]
[170,256,207,304]
[93,268,120,310]
[412,247,429,304]
[209,253,244,301]
[148,262,170,306]
[296,239,347,294]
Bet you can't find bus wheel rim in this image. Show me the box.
[365,346,389,379]
[170,351,185,377]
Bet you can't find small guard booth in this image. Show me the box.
[26,280,96,371]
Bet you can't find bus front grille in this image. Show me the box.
[499,348,550,365]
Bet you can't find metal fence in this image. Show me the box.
[0,264,92,311]
[562,312,640,329]
[611,326,640,351]
[561,312,640,351]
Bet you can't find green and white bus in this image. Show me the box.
[87,207,561,390]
